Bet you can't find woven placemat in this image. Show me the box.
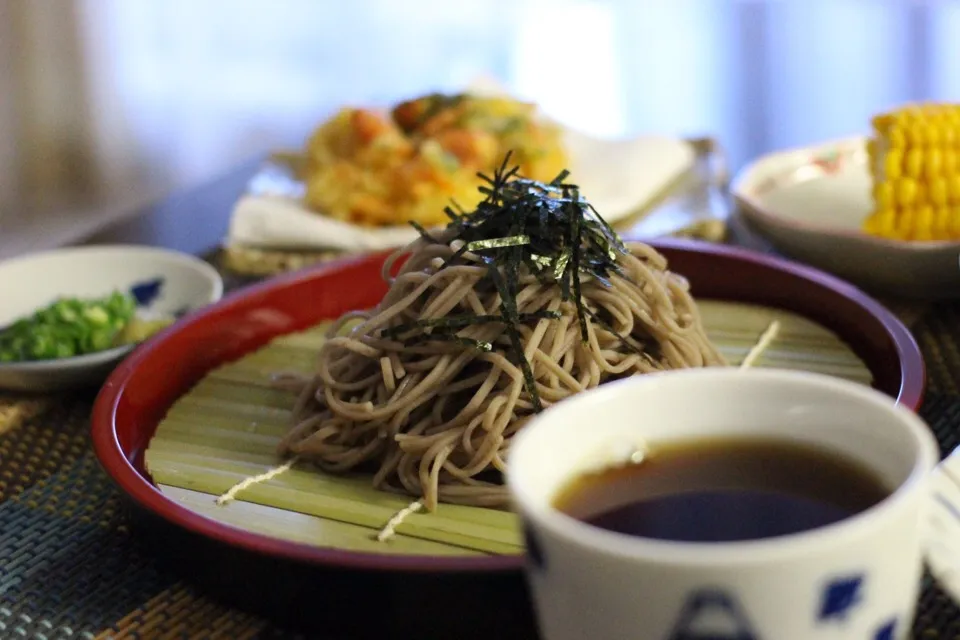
[0,396,289,639]
[0,256,957,638]
[0,394,53,437]
[0,353,958,639]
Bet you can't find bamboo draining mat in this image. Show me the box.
[144,300,871,557]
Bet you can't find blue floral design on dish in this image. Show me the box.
[129,278,164,306]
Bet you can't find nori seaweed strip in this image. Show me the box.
[582,224,621,265]
[409,220,442,244]
[587,203,628,253]
[591,272,613,289]
[503,201,529,384]
[526,252,553,277]
[444,205,462,222]
[438,242,472,271]
[403,334,493,352]
[381,311,561,339]
[538,201,551,235]
[477,153,520,197]
[567,188,588,344]
[550,169,571,186]
[483,255,542,412]
[466,235,531,251]
[552,250,571,280]
[583,307,647,357]
[398,151,638,412]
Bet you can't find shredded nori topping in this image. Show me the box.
[385,151,632,413]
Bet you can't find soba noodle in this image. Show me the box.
[277,229,725,511]
[276,158,727,510]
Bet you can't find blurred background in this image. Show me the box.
[1,0,957,252]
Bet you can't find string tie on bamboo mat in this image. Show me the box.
[376,500,424,542]
[373,321,779,542]
[215,456,300,506]
[372,323,778,542]
[740,320,780,369]
[213,322,780,514]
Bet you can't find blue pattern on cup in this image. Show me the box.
[667,589,759,640]
[130,278,164,306]
[817,574,864,622]
[873,617,897,640]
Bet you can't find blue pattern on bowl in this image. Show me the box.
[129,277,165,306]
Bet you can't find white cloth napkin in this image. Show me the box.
[226,131,695,252]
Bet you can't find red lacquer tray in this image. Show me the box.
[90,239,924,576]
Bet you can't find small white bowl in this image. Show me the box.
[732,136,960,299]
[0,245,223,392]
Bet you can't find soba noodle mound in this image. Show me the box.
[278,157,725,510]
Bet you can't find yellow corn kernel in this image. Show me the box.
[943,124,957,147]
[887,126,906,149]
[872,182,895,209]
[905,147,923,176]
[884,149,903,179]
[895,209,915,240]
[894,108,914,126]
[872,114,894,133]
[944,150,959,177]
[930,178,949,206]
[908,123,926,146]
[874,209,897,237]
[934,206,952,239]
[915,205,935,240]
[951,207,960,238]
[925,148,943,178]
[916,182,929,206]
[896,177,919,206]
[949,175,960,203]
[924,122,941,147]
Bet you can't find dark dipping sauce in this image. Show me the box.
[552,436,891,543]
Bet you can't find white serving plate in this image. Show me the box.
[733,136,960,299]
[0,245,223,392]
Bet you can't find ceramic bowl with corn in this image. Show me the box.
[732,103,960,300]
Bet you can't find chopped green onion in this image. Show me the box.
[0,291,151,362]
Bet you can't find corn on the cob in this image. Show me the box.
[862,103,960,241]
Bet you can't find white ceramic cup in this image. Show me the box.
[506,369,940,640]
